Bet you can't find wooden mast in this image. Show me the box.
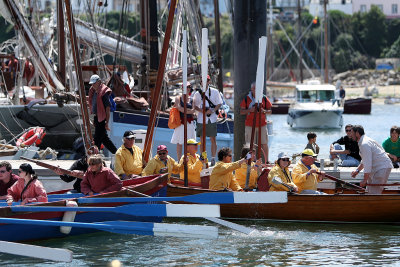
[57,0,66,86]
[65,0,93,149]
[201,28,208,168]
[213,0,223,92]
[143,0,177,163]
[323,0,329,83]
[182,29,189,186]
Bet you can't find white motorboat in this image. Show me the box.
[287,82,343,129]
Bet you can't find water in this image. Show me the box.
[3,104,400,266]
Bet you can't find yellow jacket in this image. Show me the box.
[142,155,181,180]
[178,153,203,184]
[114,145,143,176]
[209,161,242,191]
[268,164,297,192]
[235,162,258,189]
[292,160,320,193]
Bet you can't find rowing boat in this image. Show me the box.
[167,182,400,223]
[0,174,168,242]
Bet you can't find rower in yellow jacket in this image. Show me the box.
[234,147,261,190]
[209,147,247,191]
[268,152,298,192]
[142,145,181,181]
[114,131,143,179]
[178,139,204,184]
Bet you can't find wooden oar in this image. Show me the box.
[271,176,295,193]
[0,218,218,239]
[126,188,255,235]
[77,191,288,204]
[201,27,209,169]
[0,241,72,262]
[11,203,220,218]
[317,172,365,191]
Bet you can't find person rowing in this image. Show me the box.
[292,149,325,194]
[268,152,298,192]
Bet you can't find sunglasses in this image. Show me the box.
[345,129,351,132]
[18,170,23,173]
[158,152,167,155]
[281,158,290,162]
[0,170,7,173]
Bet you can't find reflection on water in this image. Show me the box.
[3,220,400,266]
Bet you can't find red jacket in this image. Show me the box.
[89,83,112,122]
[81,167,122,195]
[7,178,47,203]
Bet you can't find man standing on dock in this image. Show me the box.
[193,75,223,166]
[350,125,393,194]
[240,82,272,163]
[88,74,117,154]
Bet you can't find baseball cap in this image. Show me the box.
[123,130,135,139]
[157,145,168,152]
[277,152,290,159]
[187,139,200,145]
[89,74,101,84]
[302,149,317,157]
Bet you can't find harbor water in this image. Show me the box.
[2,104,400,266]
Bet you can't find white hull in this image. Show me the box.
[287,103,343,129]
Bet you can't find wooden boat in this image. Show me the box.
[0,144,18,157]
[0,174,168,242]
[167,182,400,223]
[343,97,371,114]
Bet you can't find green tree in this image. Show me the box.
[384,36,400,58]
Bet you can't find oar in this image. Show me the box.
[0,218,218,239]
[318,172,365,191]
[11,203,220,218]
[77,191,288,204]
[0,241,72,262]
[182,29,189,187]
[271,176,295,193]
[126,189,256,235]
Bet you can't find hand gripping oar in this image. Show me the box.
[271,176,295,193]
[317,172,365,191]
[11,203,220,218]
[0,241,72,262]
[77,191,288,204]
[125,189,256,235]
[0,218,218,239]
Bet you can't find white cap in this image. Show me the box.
[89,74,101,85]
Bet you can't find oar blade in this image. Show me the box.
[0,241,72,262]
[233,192,288,203]
[205,217,254,235]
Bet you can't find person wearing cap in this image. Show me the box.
[88,74,117,154]
[268,152,298,192]
[55,145,101,193]
[81,154,122,196]
[171,82,196,160]
[6,163,47,206]
[350,125,392,194]
[292,149,325,194]
[209,147,247,191]
[142,145,181,181]
[234,147,262,190]
[192,75,223,166]
[240,82,272,163]
[114,130,143,179]
[178,139,204,184]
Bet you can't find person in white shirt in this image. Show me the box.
[192,75,223,166]
[350,125,393,194]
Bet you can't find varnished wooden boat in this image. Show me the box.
[167,182,400,223]
[0,174,168,242]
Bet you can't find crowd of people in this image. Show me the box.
[0,76,398,205]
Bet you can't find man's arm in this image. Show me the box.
[105,106,111,131]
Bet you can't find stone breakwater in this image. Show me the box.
[333,69,400,87]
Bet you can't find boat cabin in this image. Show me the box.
[295,84,336,103]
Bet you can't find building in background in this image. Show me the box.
[353,0,400,19]
[309,0,352,17]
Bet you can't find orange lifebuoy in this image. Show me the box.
[16,127,46,147]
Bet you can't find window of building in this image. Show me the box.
[376,5,383,11]
[393,4,398,14]
[360,4,367,13]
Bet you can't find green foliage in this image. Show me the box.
[384,36,400,58]
[360,5,387,58]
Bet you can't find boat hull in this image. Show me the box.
[0,174,168,242]
[287,109,343,128]
[167,184,400,223]
[343,98,372,114]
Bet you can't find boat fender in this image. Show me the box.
[60,200,78,234]
[16,127,46,147]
